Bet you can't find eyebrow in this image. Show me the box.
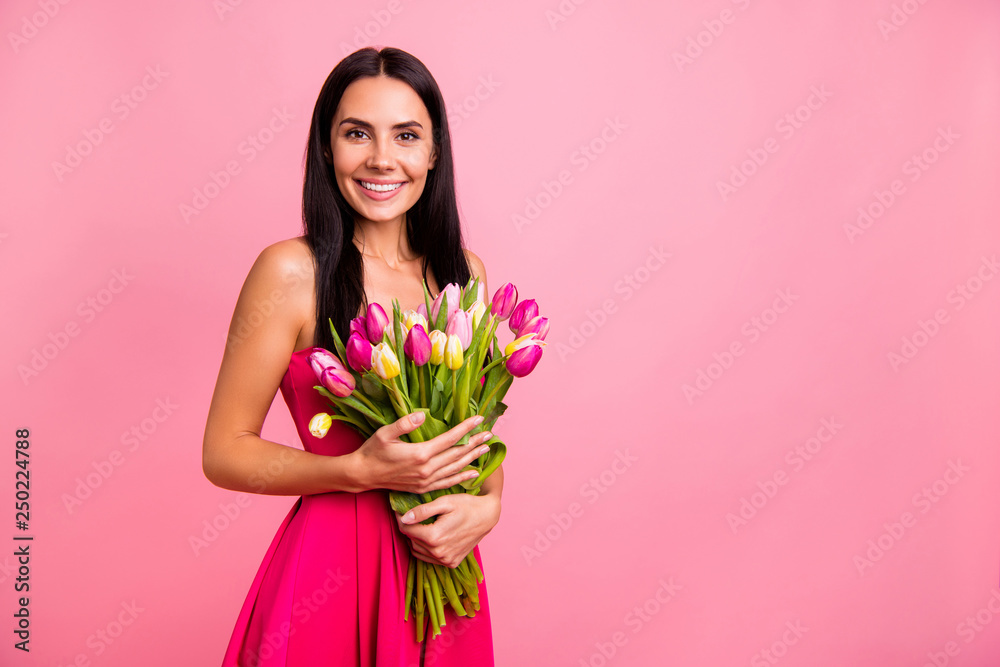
[338,117,424,131]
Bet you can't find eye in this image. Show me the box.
[345,128,368,139]
[399,131,419,141]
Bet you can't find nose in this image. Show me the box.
[366,137,395,170]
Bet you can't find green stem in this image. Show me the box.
[352,389,381,416]
[476,372,511,417]
[417,365,427,406]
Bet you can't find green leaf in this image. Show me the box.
[327,318,348,366]
[430,380,443,417]
[422,278,434,324]
[461,276,478,310]
[483,400,508,428]
[329,413,375,436]
[467,439,506,490]
[340,393,389,425]
[434,292,448,331]
[407,363,419,404]
[392,300,408,397]
[389,491,436,525]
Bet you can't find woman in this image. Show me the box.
[202,47,500,666]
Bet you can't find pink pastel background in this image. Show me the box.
[2,1,999,665]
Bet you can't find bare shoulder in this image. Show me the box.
[234,236,315,347]
[253,237,315,289]
[463,248,488,282]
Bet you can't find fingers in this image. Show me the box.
[427,414,485,452]
[422,432,491,491]
[399,496,449,525]
[378,411,426,442]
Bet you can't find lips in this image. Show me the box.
[358,180,404,192]
[354,179,407,201]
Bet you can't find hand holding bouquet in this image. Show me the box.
[307,277,547,641]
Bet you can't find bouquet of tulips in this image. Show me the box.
[306,276,547,642]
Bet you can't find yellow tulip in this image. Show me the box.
[373,342,401,380]
[404,309,429,332]
[308,413,332,438]
[468,300,486,330]
[444,334,464,370]
[429,330,447,365]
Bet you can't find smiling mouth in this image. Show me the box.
[357,180,404,193]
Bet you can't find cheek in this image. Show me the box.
[401,151,433,176]
[331,144,361,172]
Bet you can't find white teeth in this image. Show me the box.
[360,181,403,192]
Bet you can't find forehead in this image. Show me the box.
[334,76,431,126]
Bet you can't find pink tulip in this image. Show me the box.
[490,282,518,321]
[417,303,428,322]
[445,308,473,349]
[349,316,367,339]
[320,366,355,397]
[430,283,462,323]
[365,303,389,345]
[508,299,539,335]
[345,333,374,372]
[518,315,549,342]
[308,349,345,380]
[505,343,543,377]
[403,324,432,366]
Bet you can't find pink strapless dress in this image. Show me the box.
[221,347,494,666]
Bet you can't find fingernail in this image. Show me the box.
[473,415,484,426]
[401,511,415,524]
[480,431,492,441]
[468,470,480,479]
[478,446,490,456]
[412,412,425,424]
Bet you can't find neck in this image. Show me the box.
[353,215,413,267]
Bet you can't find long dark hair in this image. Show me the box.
[302,47,472,351]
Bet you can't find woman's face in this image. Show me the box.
[329,75,438,227]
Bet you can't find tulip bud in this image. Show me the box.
[308,413,333,438]
[404,324,432,366]
[372,342,401,380]
[446,309,474,349]
[518,315,550,342]
[345,333,374,372]
[366,303,389,345]
[417,303,429,322]
[429,330,447,365]
[509,299,539,335]
[308,349,345,381]
[320,366,355,397]
[490,282,518,321]
[467,300,487,330]
[444,334,464,370]
[504,332,544,357]
[349,316,367,339]
[505,343,543,377]
[403,309,429,333]
[431,283,462,323]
